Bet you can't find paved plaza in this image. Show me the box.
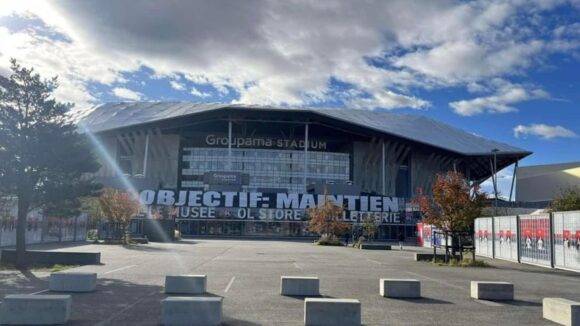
[1,239,579,325]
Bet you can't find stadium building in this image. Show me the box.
[80,102,531,240]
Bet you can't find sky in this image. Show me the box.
[0,0,579,198]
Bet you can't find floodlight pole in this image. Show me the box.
[382,140,385,195]
[143,133,150,176]
[304,123,309,190]
[509,161,518,202]
[491,148,499,216]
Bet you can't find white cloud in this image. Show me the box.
[0,0,578,113]
[169,80,185,91]
[112,87,143,101]
[514,124,577,140]
[190,86,210,98]
[449,81,549,116]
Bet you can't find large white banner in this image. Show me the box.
[493,215,518,262]
[553,211,580,272]
[475,217,493,258]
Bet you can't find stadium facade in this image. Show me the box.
[80,102,531,240]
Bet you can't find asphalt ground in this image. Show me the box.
[1,239,579,325]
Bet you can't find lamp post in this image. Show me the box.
[491,148,499,216]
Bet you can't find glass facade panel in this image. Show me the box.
[181,147,350,192]
[178,220,316,238]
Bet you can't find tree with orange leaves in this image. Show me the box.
[415,171,486,234]
[414,171,486,261]
[98,188,141,243]
[307,194,350,242]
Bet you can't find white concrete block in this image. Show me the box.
[165,275,206,294]
[304,298,361,326]
[0,294,71,325]
[162,296,222,326]
[470,281,514,301]
[543,298,580,326]
[380,279,421,298]
[49,272,97,292]
[281,276,320,296]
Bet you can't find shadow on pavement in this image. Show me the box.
[66,278,165,325]
[121,244,174,252]
[390,297,454,304]
[222,318,262,326]
[0,270,48,296]
[282,294,334,300]
[165,291,223,298]
[503,300,542,307]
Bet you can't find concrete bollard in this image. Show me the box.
[470,281,514,300]
[162,297,222,326]
[543,298,580,326]
[0,294,71,325]
[281,276,320,296]
[380,279,421,298]
[165,275,206,294]
[304,298,361,326]
[49,272,97,292]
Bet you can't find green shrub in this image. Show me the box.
[316,239,344,246]
[551,186,580,212]
[49,264,78,272]
[87,229,98,241]
[315,234,344,246]
[432,258,489,267]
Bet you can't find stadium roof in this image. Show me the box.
[79,101,531,158]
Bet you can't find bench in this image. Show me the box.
[165,275,207,294]
[0,294,71,325]
[380,279,421,298]
[162,297,222,326]
[49,272,97,292]
[281,276,320,296]
[470,281,514,301]
[304,298,361,326]
[543,297,580,326]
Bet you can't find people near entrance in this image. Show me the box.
[344,233,350,246]
[398,231,404,250]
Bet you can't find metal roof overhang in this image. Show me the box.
[88,106,530,181]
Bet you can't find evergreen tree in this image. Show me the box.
[0,59,101,268]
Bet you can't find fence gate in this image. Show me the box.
[475,217,493,257]
[553,211,580,272]
[519,214,552,267]
[493,215,518,262]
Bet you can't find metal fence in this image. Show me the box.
[474,211,580,273]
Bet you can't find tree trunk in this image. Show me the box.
[444,232,449,263]
[16,191,30,269]
[472,234,476,262]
